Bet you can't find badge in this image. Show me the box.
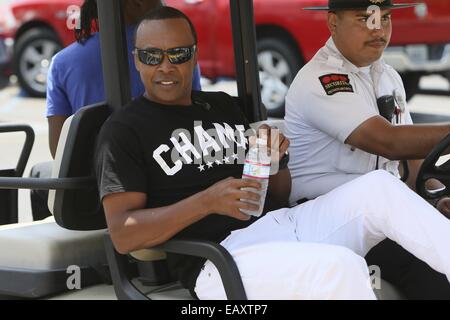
[319,74,354,96]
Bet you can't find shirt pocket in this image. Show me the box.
[335,144,375,174]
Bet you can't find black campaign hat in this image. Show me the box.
[304,0,417,11]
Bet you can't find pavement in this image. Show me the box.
[0,75,449,222]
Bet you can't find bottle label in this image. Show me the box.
[242,160,270,180]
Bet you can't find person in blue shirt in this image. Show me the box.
[47,0,202,157]
[30,0,202,220]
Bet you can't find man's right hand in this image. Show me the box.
[201,177,262,221]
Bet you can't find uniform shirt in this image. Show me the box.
[95,91,258,293]
[285,37,413,204]
[46,25,202,117]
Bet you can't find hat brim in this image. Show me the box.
[304,4,418,11]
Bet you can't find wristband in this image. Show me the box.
[278,151,289,170]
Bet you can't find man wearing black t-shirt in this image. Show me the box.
[96,7,450,300]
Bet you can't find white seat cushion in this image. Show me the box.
[48,115,74,215]
[0,217,106,270]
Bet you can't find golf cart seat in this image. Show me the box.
[0,103,110,298]
[0,216,107,298]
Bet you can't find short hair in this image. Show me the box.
[134,6,198,47]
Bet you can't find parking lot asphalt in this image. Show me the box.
[0,75,449,222]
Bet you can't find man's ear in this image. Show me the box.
[133,52,142,72]
[193,47,198,66]
[327,12,338,35]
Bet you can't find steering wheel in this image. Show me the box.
[416,133,450,200]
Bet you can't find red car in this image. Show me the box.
[0,0,82,97]
[0,0,450,115]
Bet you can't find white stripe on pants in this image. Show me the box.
[194,170,450,300]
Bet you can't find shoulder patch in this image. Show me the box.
[319,74,354,96]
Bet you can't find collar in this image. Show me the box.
[323,37,386,75]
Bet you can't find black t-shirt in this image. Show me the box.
[95,91,259,292]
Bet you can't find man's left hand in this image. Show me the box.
[436,197,450,219]
[256,124,290,161]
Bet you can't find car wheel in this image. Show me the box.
[257,37,303,117]
[400,73,421,101]
[13,28,62,97]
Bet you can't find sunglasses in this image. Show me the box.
[133,45,197,66]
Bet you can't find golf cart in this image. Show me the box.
[0,0,448,300]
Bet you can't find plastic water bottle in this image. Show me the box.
[240,137,271,217]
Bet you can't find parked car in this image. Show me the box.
[0,0,449,116]
[0,0,82,97]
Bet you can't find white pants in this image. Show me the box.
[195,170,450,300]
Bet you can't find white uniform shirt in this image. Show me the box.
[285,37,413,204]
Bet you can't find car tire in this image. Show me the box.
[13,28,63,97]
[400,73,421,101]
[257,37,303,118]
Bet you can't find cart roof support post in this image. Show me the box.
[97,0,131,112]
[230,0,265,122]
